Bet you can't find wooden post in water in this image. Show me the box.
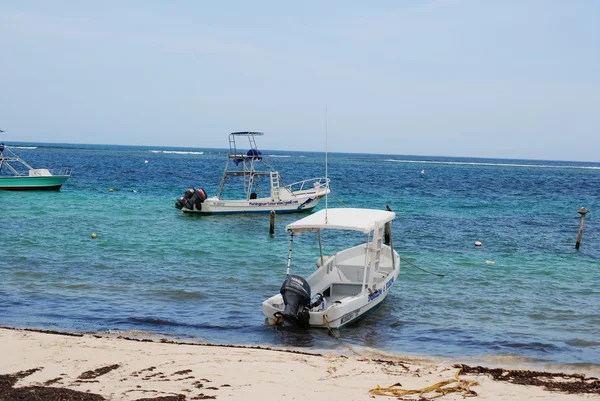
[269,210,276,235]
[575,207,589,250]
[384,205,392,245]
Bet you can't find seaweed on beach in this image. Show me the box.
[78,364,121,379]
[0,368,106,401]
[455,364,600,394]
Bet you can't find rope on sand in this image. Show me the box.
[369,365,478,399]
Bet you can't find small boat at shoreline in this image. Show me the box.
[175,132,330,215]
[263,207,400,329]
[0,141,71,191]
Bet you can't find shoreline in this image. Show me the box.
[1,327,598,401]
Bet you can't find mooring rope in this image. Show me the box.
[323,315,364,357]
[400,257,444,277]
[329,191,350,208]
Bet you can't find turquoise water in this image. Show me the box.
[1,143,599,367]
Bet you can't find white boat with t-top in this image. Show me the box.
[263,207,400,329]
[175,132,330,215]
[0,140,71,191]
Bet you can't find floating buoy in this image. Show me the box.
[144,160,149,164]
[421,169,426,174]
[91,233,97,239]
[474,241,482,247]
[109,188,114,192]
[131,189,137,193]
[485,260,495,265]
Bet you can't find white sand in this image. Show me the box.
[0,328,596,401]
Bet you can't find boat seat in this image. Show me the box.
[29,168,52,177]
[336,263,389,284]
[331,283,363,297]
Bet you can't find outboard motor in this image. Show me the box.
[175,187,208,210]
[275,275,311,328]
[188,187,208,211]
[195,187,207,208]
[184,188,195,199]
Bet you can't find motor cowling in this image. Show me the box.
[276,275,311,328]
[175,187,208,211]
[184,188,195,199]
[196,187,207,201]
[194,187,207,210]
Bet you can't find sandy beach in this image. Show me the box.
[1,327,598,401]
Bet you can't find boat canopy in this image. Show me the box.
[286,208,396,234]
[230,131,264,136]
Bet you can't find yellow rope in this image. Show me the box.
[369,366,478,399]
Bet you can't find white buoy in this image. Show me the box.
[144,160,149,164]
[486,260,495,265]
[474,241,482,247]
[91,233,97,239]
[109,188,114,192]
[421,169,426,174]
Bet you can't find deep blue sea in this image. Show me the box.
[1,143,599,370]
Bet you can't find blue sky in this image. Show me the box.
[1,1,599,161]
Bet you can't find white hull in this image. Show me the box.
[183,188,329,215]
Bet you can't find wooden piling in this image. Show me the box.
[575,207,589,250]
[269,210,275,235]
[384,205,392,245]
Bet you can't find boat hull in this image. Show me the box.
[182,192,327,215]
[263,276,397,329]
[0,175,70,191]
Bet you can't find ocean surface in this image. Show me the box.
[1,142,599,369]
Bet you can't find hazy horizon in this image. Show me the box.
[4,139,600,164]
[1,1,599,162]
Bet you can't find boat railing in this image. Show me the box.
[45,167,72,177]
[285,177,330,193]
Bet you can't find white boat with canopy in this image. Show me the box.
[175,132,330,215]
[263,207,400,329]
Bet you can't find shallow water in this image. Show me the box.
[1,143,599,367]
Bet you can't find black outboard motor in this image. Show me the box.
[184,188,195,199]
[195,187,207,210]
[175,187,208,210]
[188,187,208,211]
[275,275,311,328]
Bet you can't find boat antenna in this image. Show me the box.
[325,105,328,224]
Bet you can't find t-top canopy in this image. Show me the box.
[230,132,264,136]
[286,208,396,234]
